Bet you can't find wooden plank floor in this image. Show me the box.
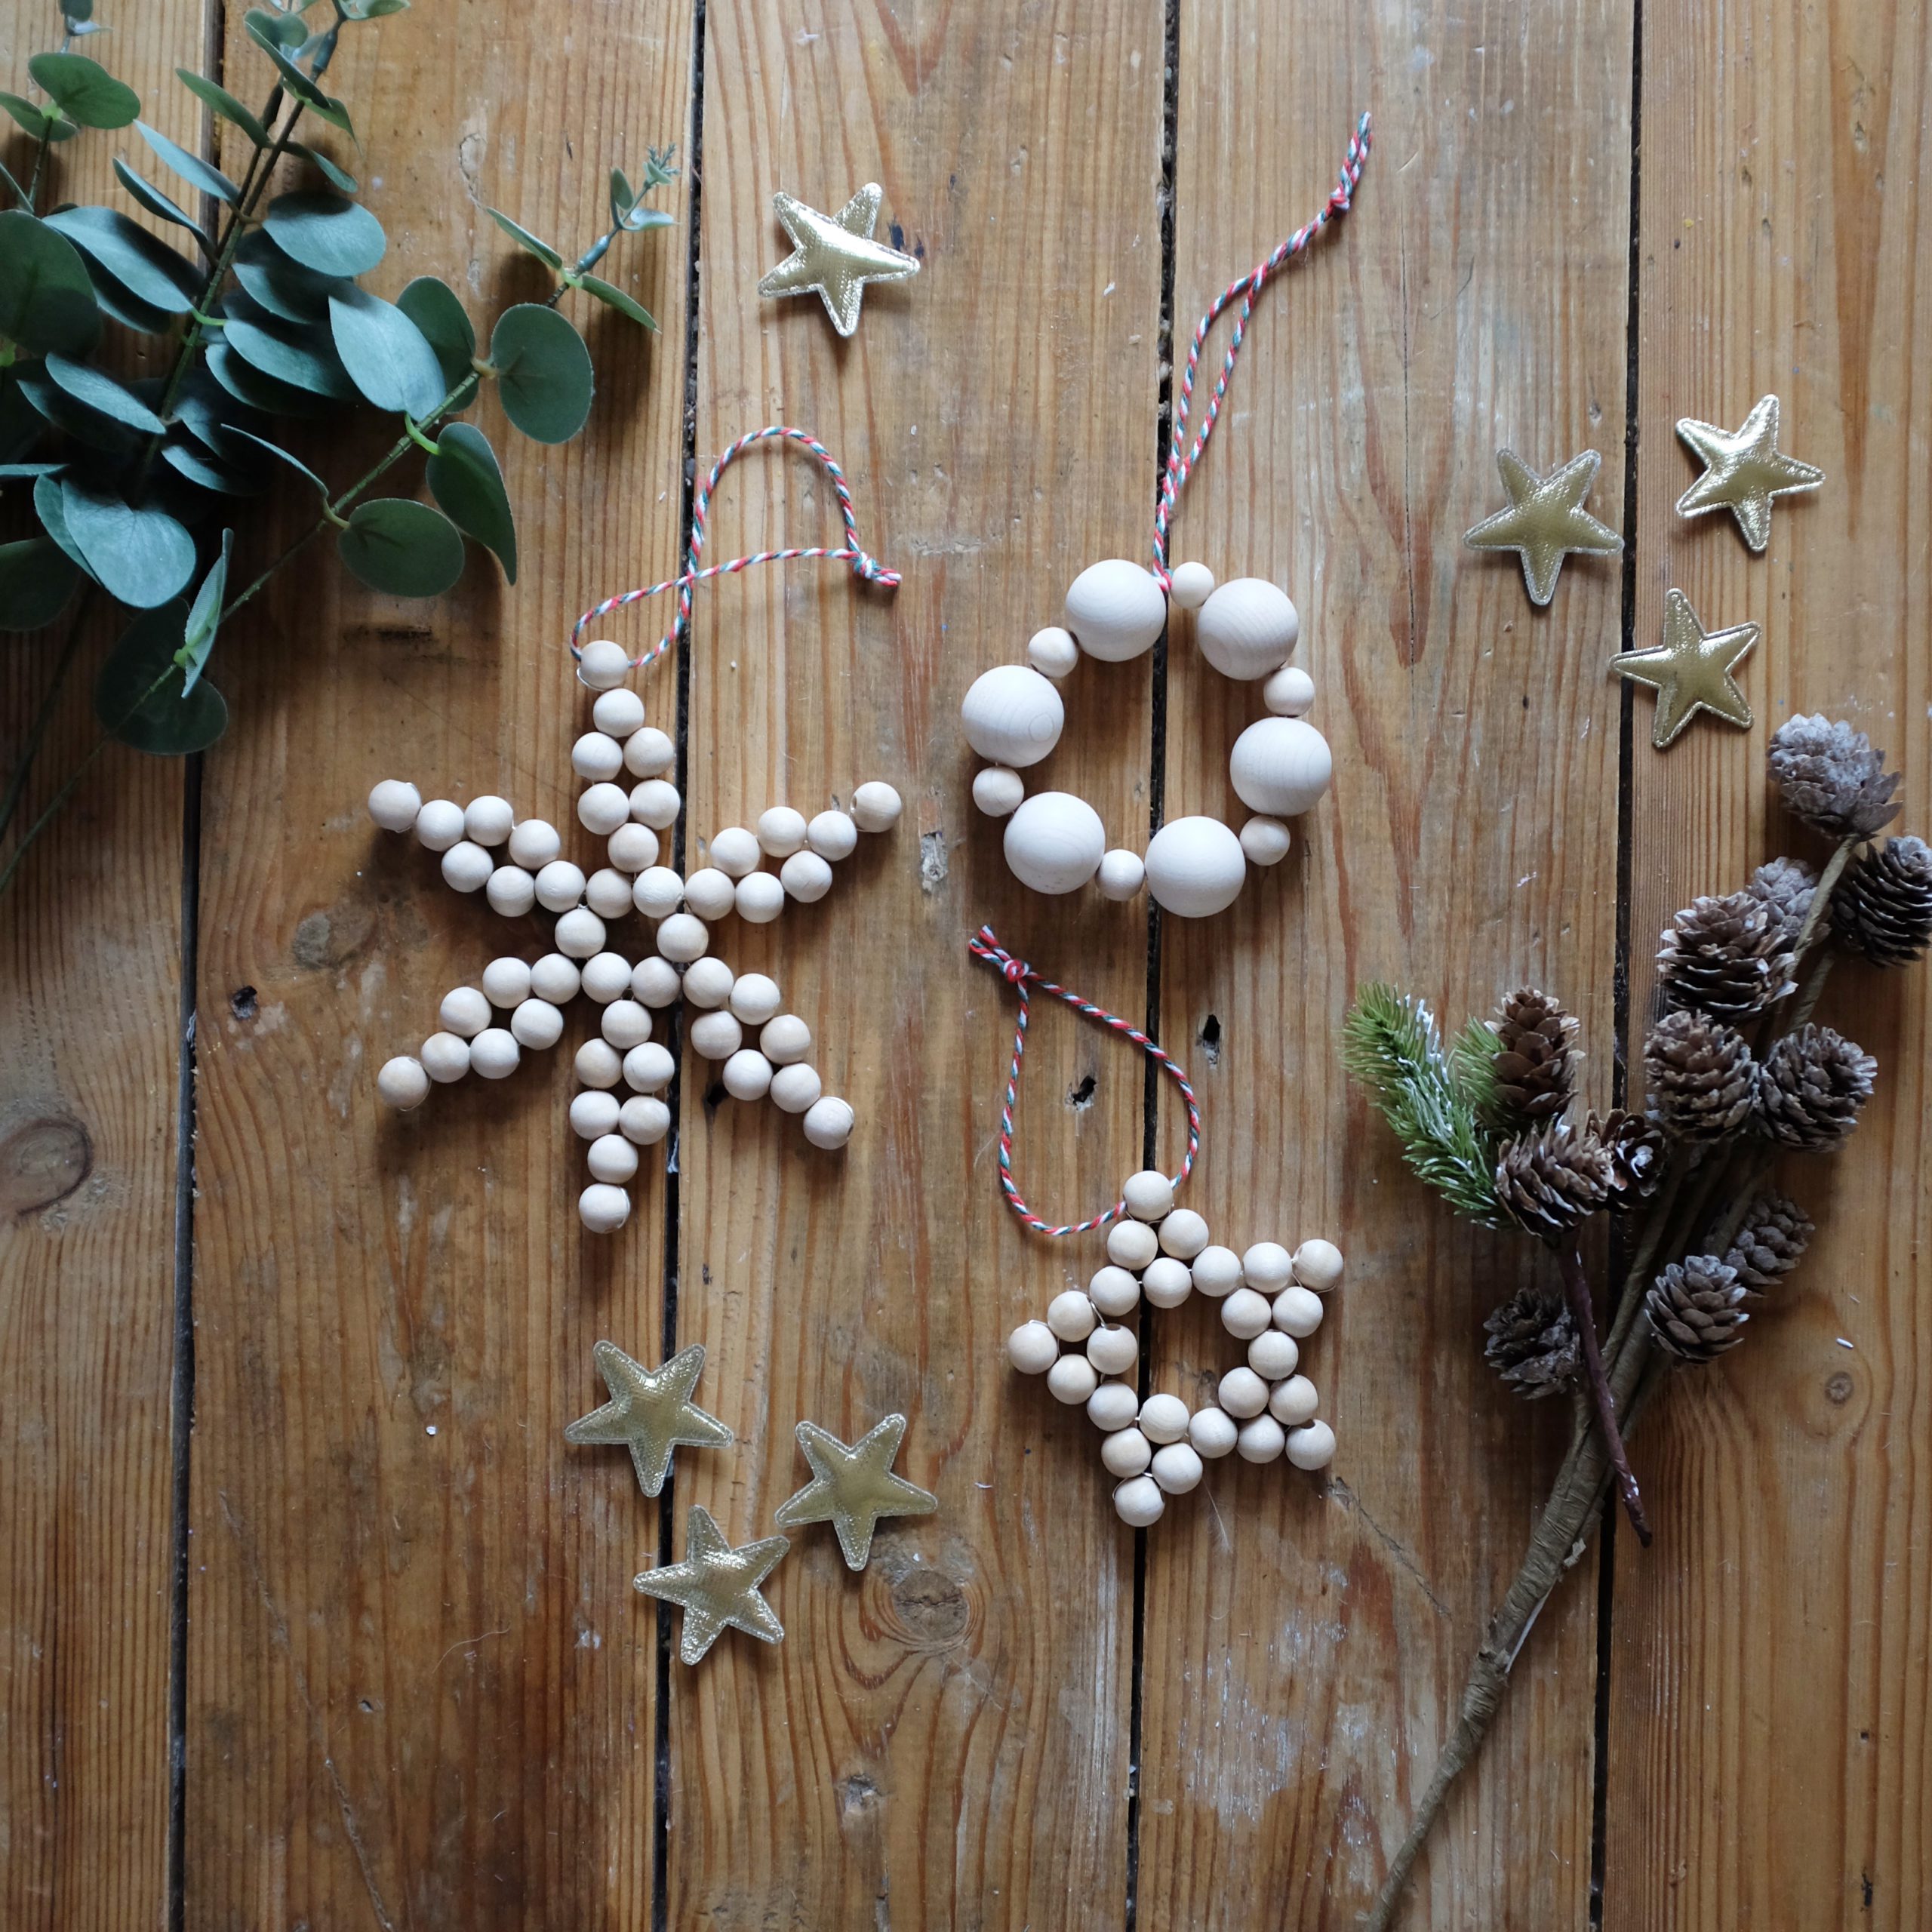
[2,2,1927,1927]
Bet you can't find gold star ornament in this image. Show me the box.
[1611,588,1759,749]
[1463,448,1623,606]
[563,1340,732,1498]
[634,1505,789,1666]
[757,183,919,338]
[773,1414,938,1571]
[1675,394,1823,552]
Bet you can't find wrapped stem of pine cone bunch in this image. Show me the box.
[1344,715,1925,1932]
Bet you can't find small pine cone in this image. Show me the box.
[1748,856,1819,947]
[1491,987,1579,1120]
[1592,1108,1666,1212]
[1832,835,1932,968]
[1646,1254,1750,1363]
[1757,1023,1876,1151]
[1768,714,1903,839]
[1656,890,1797,1021]
[1494,1121,1614,1240]
[1644,1008,1758,1140]
[1724,1191,1815,1294]
[1483,1285,1581,1399]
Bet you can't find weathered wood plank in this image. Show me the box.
[183,8,694,1925]
[1141,4,1635,1925]
[666,2,1166,1923]
[1609,3,1932,1924]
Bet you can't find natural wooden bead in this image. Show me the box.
[807,810,858,860]
[572,732,625,782]
[580,951,632,1002]
[737,872,786,923]
[1100,1426,1152,1477]
[1238,816,1292,866]
[608,823,660,873]
[486,866,537,916]
[1086,1323,1138,1376]
[441,841,494,893]
[656,912,709,962]
[1247,1330,1300,1381]
[1063,558,1167,661]
[1004,791,1106,894]
[632,955,681,1007]
[1112,1475,1165,1526]
[1088,1265,1141,1316]
[414,798,466,851]
[851,781,903,832]
[681,956,734,1008]
[586,1133,639,1184]
[769,1063,822,1113]
[1263,663,1315,716]
[1293,1238,1345,1291]
[1241,1241,1293,1291]
[1087,1381,1140,1432]
[420,1032,471,1082]
[579,783,631,836]
[1229,717,1332,817]
[579,1182,632,1232]
[780,851,833,902]
[1220,1287,1273,1340]
[1168,560,1215,610]
[534,860,586,912]
[1123,1169,1174,1221]
[681,868,735,919]
[1187,1406,1238,1458]
[1268,1375,1319,1427]
[368,779,422,832]
[592,688,645,737]
[571,1090,622,1139]
[632,867,685,919]
[620,1095,672,1143]
[1046,1354,1099,1405]
[974,765,1025,817]
[1237,1414,1287,1463]
[1007,1320,1059,1374]
[1195,577,1299,680]
[1150,1441,1203,1494]
[440,986,490,1037]
[688,1011,742,1060]
[554,907,606,958]
[585,868,634,918]
[510,998,565,1049]
[469,1029,520,1079]
[623,1043,675,1092]
[377,1054,429,1108]
[1272,1286,1324,1337]
[757,806,808,856]
[1217,1365,1269,1418]
[1189,1245,1243,1297]
[601,999,653,1051]
[1143,815,1245,918]
[1285,1420,1336,1471]
[760,1014,811,1063]
[575,1038,623,1089]
[1096,848,1146,900]
[728,974,782,1025]
[623,725,675,777]
[1026,624,1080,677]
[709,826,760,878]
[801,1096,854,1149]
[463,795,513,846]
[1137,1392,1190,1443]
[721,1048,774,1100]
[1158,1207,1209,1259]
[1141,1257,1192,1309]
[962,663,1065,767]
[630,779,681,829]
[482,957,532,1008]
[1106,1218,1158,1271]
[575,638,630,691]
[508,817,561,869]
[530,953,581,1003]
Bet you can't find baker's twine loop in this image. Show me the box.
[968,925,1201,1237]
[570,425,900,670]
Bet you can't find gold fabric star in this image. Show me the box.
[634,1505,789,1666]
[1675,394,1823,552]
[563,1340,732,1498]
[756,183,919,338]
[1611,588,1759,749]
[773,1414,937,1571]
[1463,448,1622,606]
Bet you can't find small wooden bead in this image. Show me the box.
[1046,1354,1099,1405]
[578,1181,631,1232]
[1086,1324,1139,1376]
[1157,1208,1210,1260]
[1285,1420,1336,1471]
[623,725,675,777]
[554,907,606,958]
[534,860,586,912]
[592,688,645,737]
[510,998,565,1049]
[1248,1330,1300,1381]
[1137,1393,1190,1443]
[601,999,653,1051]
[368,779,422,832]
[414,798,466,851]
[482,957,533,1008]
[1141,1257,1192,1309]
[585,868,634,918]
[1063,558,1167,662]
[1293,1238,1345,1291]
[571,1090,622,1139]
[580,952,632,1002]
[1220,1287,1273,1340]
[760,1014,811,1064]
[1269,1375,1320,1427]
[463,794,512,845]
[420,1032,471,1082]
[757,807,808,857]
[586,1132,639,1184]
[851,781,903,832]
[1106,1219,1158,1271]
[656,912,709,963]
[377,1054,429,1109]
[721,1049,774,1100]
[681,868,735,919]
[620,1095,672,1143]
[769,1063,822,1113]
[1007,1320,1060,1374]
[1241,1241,1293,1291]
[630,779,681,829]
[632,867,685,919]
[608,823,660,874]
[1046,1289,1097,1340]
[623,1043,675,1092]
[530,953,581,1003]
[575,1038,623,1089]
[962,663,1064,768]
[575,638,630,691]
[1237,1414,1287,1463]
[1088,1266,1142,1316]
[736,872,786,924]
[578,783,630,836]
[1026,624,1080,677]
[486,866,537,916]
[728,974,783,1025]
[572,732,625,782]
[681,956,734,1008]
[1143,815,1245,918]
[1238,817,1292,866]
[1189,1245,1244,1297]
[1168,560,1215,610]
[1122,1168,1174,1222]
[438,987,488,1038]
[507,817,561,869]
[1004,791,1106,894]
[688,1011,742,1060]
[469,1028,520,1079]
[1195,577,1299,680]
[1217,1365,1269,1418]
[1187,1407,1238,1459]
[1097,848,1146,900]
[1272,1286,1324,1337]
[1263,663,1315,716]
[807,810,859,860]
[1100,1426,1152,1477]
[1229,717,1332,817]
[780,851,833,902]
[632,956,681,1007]
[709,826,760,878]
[1150,1441,1203,1494]
[973,765,1025,817]
[441,841,493,893]
[1112,1475,1165,1526]
[801,1095,854,1149]
[1087,1381,1141,1432]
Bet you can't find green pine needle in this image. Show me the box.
[1450,1014,1509,1128]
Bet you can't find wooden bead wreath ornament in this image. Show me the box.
[971,931,1343,1527]
[957,117,1371,919]
[368,429,904,1232]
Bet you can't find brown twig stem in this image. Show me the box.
[1557,1241,1649,1543]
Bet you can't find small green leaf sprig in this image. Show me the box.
[0,3,678,899]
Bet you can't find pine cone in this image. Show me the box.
[1592,1108,1666,1212]
[1748,856,1819,947]
[1644,1009,1758,1140]
[1494,1121,1613,1239]
[1768,714,1903,839]
[1656,890,1797,1021]
[1724,1191,1815,1294]
[1483,1285,1581,1399]
[1491,987,1578,1121]
[1646,1254,1749,1363]
[1832,835,1932,968]
[1758,1023,1876,1151]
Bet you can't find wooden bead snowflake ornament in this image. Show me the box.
[971,931,1343,1527]
[958,118,1370,919]
[368,429,903,1232]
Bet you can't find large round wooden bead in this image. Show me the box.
[1106,1219,1158,1270]
[601,999,653,1051]
[780,851,833,902]
[1088,1266,1141,1317]
[593,688,645,737]
[852,782,903,832]
[1150,1441,1203,1494]
[729,974,782,1025]
[632,867,685,919]
[486,866,537,916]
[1112,1475,1165,1526]
[441,841,494,894]
[1143,815,1245,918]
[961,664,1065,768]
[482,957,532,1008]
[801,1096,854,1149]
[681,956,735,1008]
[554,907,606,958]
[1293,1238,1346,1291]
[1141,1257,1192,1309]
[1272,1286,1324,1337]
[1195,577,1298,681]
[531,953,581,1003]
[632,956,681,1008]
[463,798,512,852]
[1137,1392,1190,1443]
[683,868,736,919]
[1026,625,1079,678]
[535,860,587,912]
[1220,1288,1273,1340]
[608,823,660,874]
[587,1133,639,1184]
[508,817,561,869]
[1123,1169,1174,1221]
[575,1038,622,1089]
[620,1096,672,1143]
[1063,558,1167,662]
[688,1011,742,1060]
[770,1063,823,1113]
[1186,1406,1238,1458]
[1247,1330,1300,1381]
[580,952,632,1002]
[1100,1426,1152,1477]
[1007,1320,1059,1374]
[572,733,625,782]
[1087,1324,1138,1376]
[377,1054,429,1108]
[1216,1366,1269,1418]
[1046,1355,1099,1405]
[1087,1381,1140,1432]
[1229,717,1332,817]
[757,807,808,857]
[1285,1420,1337,1470]
[1004,791,1105,894]
[760,1014,811,1064]
[624,726,675,777]
[973,766,1025,817]
[421,1031,471,1081]
[1268,1375,1319,1427]
[630,779,681,829]
[511,998,565,1049]
[571,1089,622,1140]
[469,1029,520,1078]
[1241,1241,1293,1291]
[1237,1414,1286,1463]
[736,872,786,924]
[579,1182,631,1232]
[623,1043,675,1092]
[709,826,761,878]
[576,638,630,691]
[440,986,490,1037]
[1189,1245,1243,1297]
[414,798,466,851]
[808,810,858,860]
[585,868,634,918]
[656,912,709,962]
[368,779,422,832]
[578,783,630,836]
[1157,1208,1209,1260]
[1051,1286,1101,1337]
[721,1048,774,1100]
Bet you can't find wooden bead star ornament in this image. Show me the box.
[957,115,1371,921]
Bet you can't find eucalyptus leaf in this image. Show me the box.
[112,157,214,251]
[0,370,45,460]
[328,285,444,417]
[340,0,409,17]
[619,207,675,234]
[205,340,328,417]
[608,167,636,228]
[79,254,178,334]
[0,211,104,355]
[337,497,466,598]
[45,205,201,313]
[94,600,229,755]
[486,208,561,271]
[577,272,657,330]
[29,52,140,130]
[43,353,168,433]
[0,462,66,478]
[263,190,385,277]
[34,473,92,576]
[163,440,254,494]
[0,536,81,631]
[17,371,141,453]
[174,69,269,147]
[0,92,56,137]
[245,7,306,50]
[426,421,515,582]
[178,527,231,689]
[243,20,354,134]
[217,423,330,497]
[135,118,240,205]
[223,312,355,399]
[232,229,341,321]
[292,142,357,194]
[173,377,267,453]
[396,275,475,393]
[488,303,592,445]
[62,480,196,607]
